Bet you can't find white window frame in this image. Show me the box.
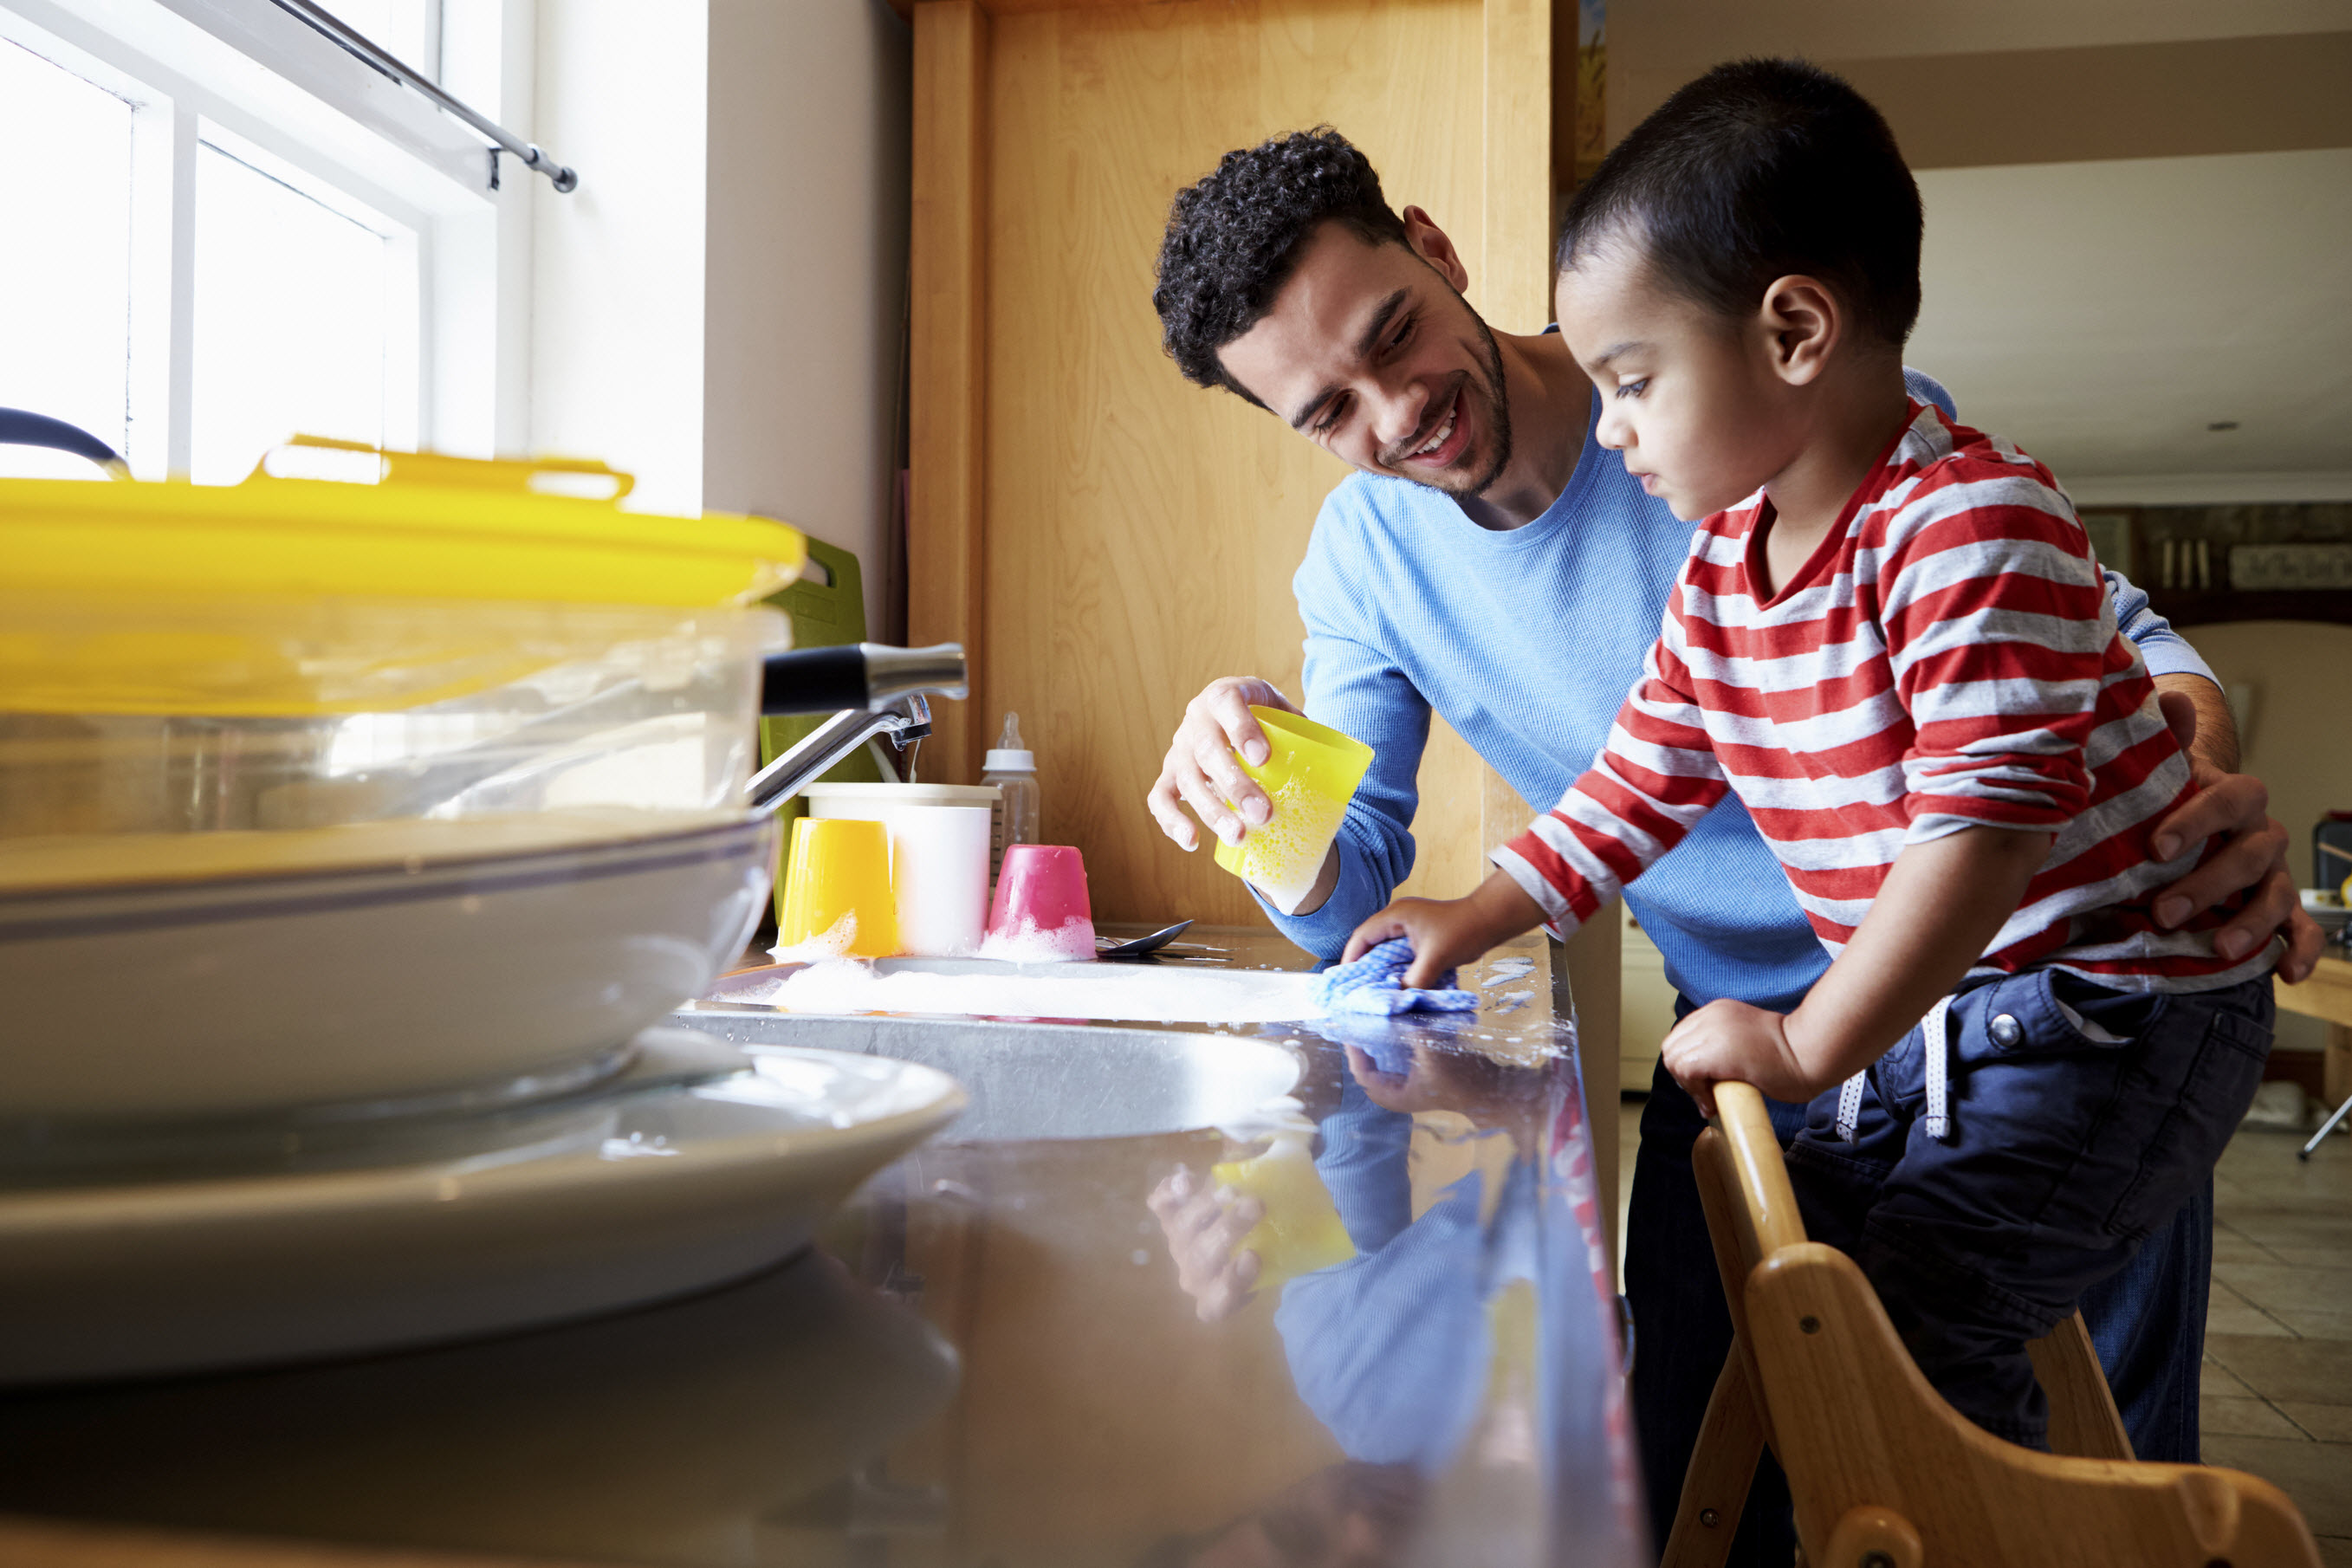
[0,0,528,477]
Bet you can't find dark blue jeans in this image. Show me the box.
[1625,983,2245,1563]
[1786,970,2272,1448]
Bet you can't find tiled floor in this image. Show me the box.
[2201,1118,2352,1553]
[1611,1097,2352,1554]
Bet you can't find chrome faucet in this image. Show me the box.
[747,643,969,813]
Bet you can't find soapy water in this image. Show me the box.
[741,958,1325,1026]
[1493,990,1534,1013]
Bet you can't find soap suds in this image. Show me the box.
[1232,787,1348,913]
[1493,990,1534,1013]
[978,915,1095,963]
[742,958,1324,1025]
[770,912,861,963]
[1481,956,1536,985]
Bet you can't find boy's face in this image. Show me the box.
[1555,235,1800,522]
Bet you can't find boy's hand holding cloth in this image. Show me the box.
[1313,938,1480,1016]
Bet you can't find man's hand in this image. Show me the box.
[1146,1164,1264,1323]
[2149,688,2323,982]
[1341,871,1545,989]
[1145,677,1301,852]
[1660,999,1814,1119]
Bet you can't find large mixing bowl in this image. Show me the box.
[0,440,807,1126]
[0,812,780,1123]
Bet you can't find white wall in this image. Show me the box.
[529,0,709,519]
[2180,619,2352,1054]
[1909,149,2352,484]
[703,0,911,639]
[522,0,910,622]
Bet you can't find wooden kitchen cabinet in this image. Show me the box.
[906,0,1571,930]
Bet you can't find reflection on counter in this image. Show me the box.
[0,934,1643,1567]
[0,1250,960,1565]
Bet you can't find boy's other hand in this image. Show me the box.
[1145,677,1299,852]
[1661,999,1811,1119]
[1342,872,1545,988]
[2147,689,2323,982]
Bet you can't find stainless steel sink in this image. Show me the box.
[671,1010,1301,1142]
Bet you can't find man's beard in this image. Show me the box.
[1393,310,1514,501]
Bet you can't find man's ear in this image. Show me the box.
[1756,275,1841,386]
[1401,205,1472,295]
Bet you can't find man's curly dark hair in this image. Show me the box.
[1152,127,1409,406]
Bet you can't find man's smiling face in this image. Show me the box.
[1215,217,1513,501]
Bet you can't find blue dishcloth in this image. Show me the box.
[1312,938,1481,1017]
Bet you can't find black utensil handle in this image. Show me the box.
[0,408,123,468]
[761,645,869,715]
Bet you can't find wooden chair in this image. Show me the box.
[1660,1081,2320,1568]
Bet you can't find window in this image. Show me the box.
[0,0,514,482]
[0,39,134,477]
[317,1,432,64]
[191,139,393,483]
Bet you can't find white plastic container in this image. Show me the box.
[803,783,998,956]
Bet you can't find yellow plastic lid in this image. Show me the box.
[0,438,807,606]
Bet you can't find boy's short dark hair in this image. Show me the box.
[1557,57,1922,347]
[1153,127,1410,405]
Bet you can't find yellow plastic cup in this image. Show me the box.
[777,817,899,957]
[1213,707,1375,912]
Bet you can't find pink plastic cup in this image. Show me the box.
[982,844,1096,962]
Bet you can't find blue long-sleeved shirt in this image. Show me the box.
[1260,375,2215,1011]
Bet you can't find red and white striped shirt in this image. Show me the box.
[1496,403,2271,993]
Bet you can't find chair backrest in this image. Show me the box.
[1693,1082,2321,1568]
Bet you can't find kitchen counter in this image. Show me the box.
[0,930,1643,1568]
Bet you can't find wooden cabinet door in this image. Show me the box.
[910,0,1559,929]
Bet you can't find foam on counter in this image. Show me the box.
[741,958,1325,1025]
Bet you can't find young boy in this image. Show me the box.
[1345,57,2277,1449]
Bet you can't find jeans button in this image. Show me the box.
[1989,1013,2024,1048]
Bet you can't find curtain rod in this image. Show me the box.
[264,0,578,192]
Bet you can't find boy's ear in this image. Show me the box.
[1756,275,1841,386]
[1401,205,1472,295]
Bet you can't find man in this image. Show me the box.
[1144,127,2316,1558]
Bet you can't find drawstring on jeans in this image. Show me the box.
[1834,992,1956,1144]
[1834,1071,1867,1143]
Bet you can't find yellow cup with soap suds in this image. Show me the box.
[777,817,898,956]
[1213,708,1375,914]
